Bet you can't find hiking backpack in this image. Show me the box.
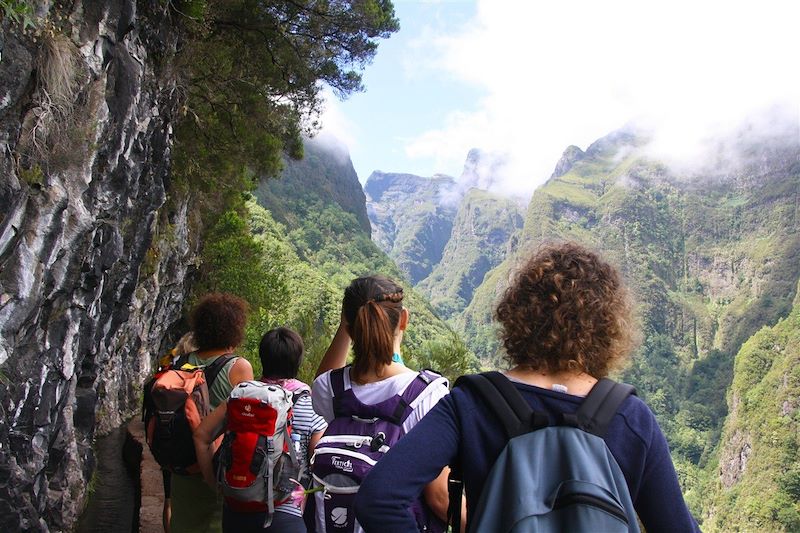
[213,379,307,527]
[142,353,234,474]
[311,367,448,533]
[447,371,639,533]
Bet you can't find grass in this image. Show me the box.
[540,179,598,208]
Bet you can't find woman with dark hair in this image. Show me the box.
[310,275,454,533]
[170,292,254,533]
[194,327,327,532]
[353,242,700,532]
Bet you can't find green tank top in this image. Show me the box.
[187,353,237,409]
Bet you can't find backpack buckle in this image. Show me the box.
[370,432,387,452]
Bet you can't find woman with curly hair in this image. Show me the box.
[170,292,254,533]
[354,242,700,532]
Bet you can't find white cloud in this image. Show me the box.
[404,0,800,197]
[318,88,360,154]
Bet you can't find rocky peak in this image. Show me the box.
[459,148,509,191]
[550,145,586,179]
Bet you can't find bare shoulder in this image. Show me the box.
[229,356,254,385]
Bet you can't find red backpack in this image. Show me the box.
[142,354,233,474]
[213,380,307,527]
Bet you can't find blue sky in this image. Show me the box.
[322,1,482,181]
[320,0,800,195]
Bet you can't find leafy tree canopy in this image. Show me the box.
[172,0,399,219]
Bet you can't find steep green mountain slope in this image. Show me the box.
[417,188,524,319]
[464,127,800,370]
[254,135,372,236]
[704,286,800,532]
[458,126,800,523]
[365,171,458,283]
[242,139,472,382]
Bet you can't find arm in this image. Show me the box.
[635,416,701,532]
[228,357,254,387]
[316,320,351,378]
[194,403,228,487]
[422,467,466,530]
[308,430,324,459]
[354,395,461,533]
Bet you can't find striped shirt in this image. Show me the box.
[277,393,327,517]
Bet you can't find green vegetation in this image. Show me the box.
[163,1,405,378]
[170,0,399,226]
[190,130,474,385]
[249,138,473,381]
[418,189,523,320]
[0,0,36,29]
[456,129,800,528]
[365,172,458,284]
[702,304,800,532]
[164,1,474,387]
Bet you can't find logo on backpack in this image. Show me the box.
[448,372,639,533]
[142,354,233,474]
[331,507,349,527]
[311,367,448,533]
[331,456,354,473]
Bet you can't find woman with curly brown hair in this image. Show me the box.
[354,242,700,532]
[170,292,254,533]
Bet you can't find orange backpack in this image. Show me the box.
[142,354,233,474]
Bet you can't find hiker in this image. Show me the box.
[353,242,701,532]
[310,275,454,533]
[194,327,327,532]
[170,293,254,533]
[159,331,198,533]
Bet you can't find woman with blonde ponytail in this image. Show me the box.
[310,276,456,533]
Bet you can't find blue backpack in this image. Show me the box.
[447,372,639,533]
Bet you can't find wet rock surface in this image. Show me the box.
[0,2,195,531]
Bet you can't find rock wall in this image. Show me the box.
[0,2,195,531]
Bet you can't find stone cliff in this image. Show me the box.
[0,2,195,530]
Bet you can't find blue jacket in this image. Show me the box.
[354,379,701,532]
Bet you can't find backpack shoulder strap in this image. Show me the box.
[453,372,546,439]
[399,369,444,405]
[292,388,311,405]
[389,369,447,425]
[448,372,546,533]
[330,367,348,416]
[203,354,235,390]
[575,378,636,437]
[172,353,189,370]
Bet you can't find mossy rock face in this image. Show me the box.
[0,2,189,530]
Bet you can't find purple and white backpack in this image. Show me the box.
[311,367,448,533]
